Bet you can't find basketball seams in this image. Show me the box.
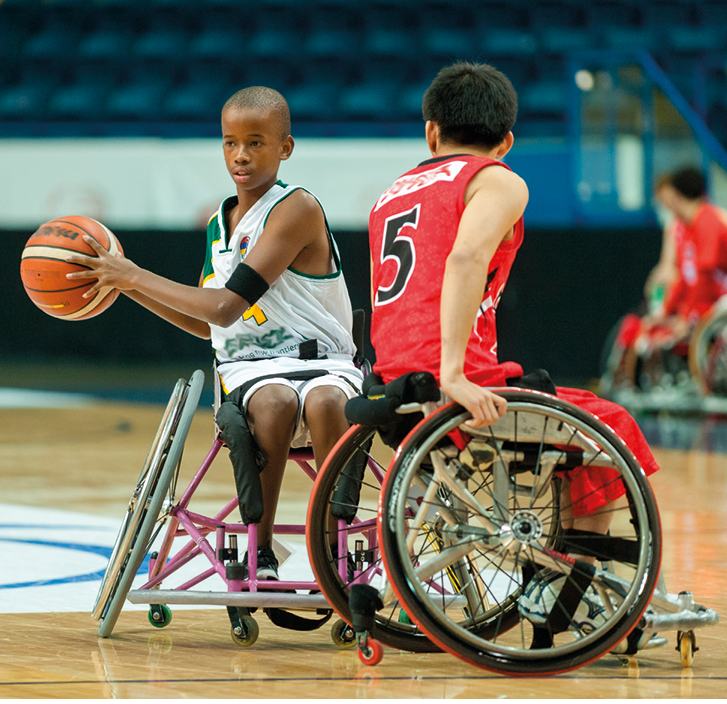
[21,215,122,320]
[50,217,111,250]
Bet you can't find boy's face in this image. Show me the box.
[221,106,293,195]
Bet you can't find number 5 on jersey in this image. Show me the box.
[375,205,419,306]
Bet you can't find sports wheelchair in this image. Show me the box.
[601,300,727,412]
[310,373,719,675]
[92,313,439,652]
[92,368,350,645]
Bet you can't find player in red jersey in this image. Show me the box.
[609,167,727,389]
[369,62,660,632]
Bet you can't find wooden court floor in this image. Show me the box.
[1,395,727,699]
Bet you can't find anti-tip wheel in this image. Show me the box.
[679,630,696,668]
[358,638,384,666]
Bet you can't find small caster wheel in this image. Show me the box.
[358,638,384,666]
[231,615,259,647]
[678,630,697,668]
[331,619,357,649]
[148,604,172,628]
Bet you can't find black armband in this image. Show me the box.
[225,262,270,305]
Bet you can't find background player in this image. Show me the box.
[67,86,362,580]
[368,61,660,634]
[609,167,727,391]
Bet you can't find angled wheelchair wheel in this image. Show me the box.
[689,305,727,395]
[378,392,662,676]
[93,370,205,637]
[307,424,440,653]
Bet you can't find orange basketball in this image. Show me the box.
[20,215,124,321]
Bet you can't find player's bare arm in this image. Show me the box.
[65,190,328,329]
[440,165,529,427]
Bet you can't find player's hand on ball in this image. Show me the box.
[66,235,138,296]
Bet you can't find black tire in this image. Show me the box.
[93,370,205,637]
[306,423,440,652]
[690,306,727,395]
[379,392,662,675]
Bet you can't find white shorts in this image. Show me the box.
[218,356,364,448]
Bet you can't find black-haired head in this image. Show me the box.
[223,86,291,140]
[423,61,518,150]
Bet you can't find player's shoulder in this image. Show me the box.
[466,162,528,204]
[271,186,324,222]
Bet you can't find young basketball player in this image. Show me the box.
[609,167,727,391]
[368,62,660,634]
[67,87,362,580]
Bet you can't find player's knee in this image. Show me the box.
[248,385,299,430]
[304,385,348,422]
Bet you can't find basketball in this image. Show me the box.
[20,215,124,321]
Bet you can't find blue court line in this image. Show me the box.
[0,538,148,589]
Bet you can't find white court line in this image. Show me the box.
[0,388,94,409]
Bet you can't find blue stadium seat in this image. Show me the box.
[602,27,659,52]
[519,79,569,116]
[480,29,539,57]
[665,26,726,53]
[584,1,642,30]
[539,27,596,53]
[286,82,343,121]
[338,81,401,120]
[529,1,586,30]
[696,1,727,26]
[133,26,191,60]
[104,63,175,120]
[305,5,360,58]
[188,25,246,60]
[22,12,82,61]
[640,1,696,28]
[77,25,135,61]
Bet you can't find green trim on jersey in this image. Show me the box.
[263,185,343,281]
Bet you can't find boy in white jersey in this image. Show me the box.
[67,87,363,580]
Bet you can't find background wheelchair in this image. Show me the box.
[372,387,719,675]
[601,301,727,412]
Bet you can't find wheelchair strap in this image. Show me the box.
[264,606,333,631]
[543,561,596,634]
[561,528,641,565]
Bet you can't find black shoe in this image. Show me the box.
[242,546,279,580]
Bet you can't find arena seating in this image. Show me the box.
[0,0,725,144]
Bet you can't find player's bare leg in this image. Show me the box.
[246,384,299,549]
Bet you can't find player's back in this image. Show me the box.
[369,154,523,385]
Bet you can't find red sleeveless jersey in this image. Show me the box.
[369,154,524,385]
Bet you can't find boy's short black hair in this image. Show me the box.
[422,61,518,150]
[669,166,707,200]
[223,86,291,139]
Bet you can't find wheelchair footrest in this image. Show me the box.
[640,607,719,632]
[127,589,331,610]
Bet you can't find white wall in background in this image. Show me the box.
[0,138,428,231]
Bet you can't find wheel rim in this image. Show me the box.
[380,394,661,674]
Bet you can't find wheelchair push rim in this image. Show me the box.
[378,392,662,676]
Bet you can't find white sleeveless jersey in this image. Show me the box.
[202,181,357,365]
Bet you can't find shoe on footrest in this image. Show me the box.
[519,568,607,633]
[242,546,279,581]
